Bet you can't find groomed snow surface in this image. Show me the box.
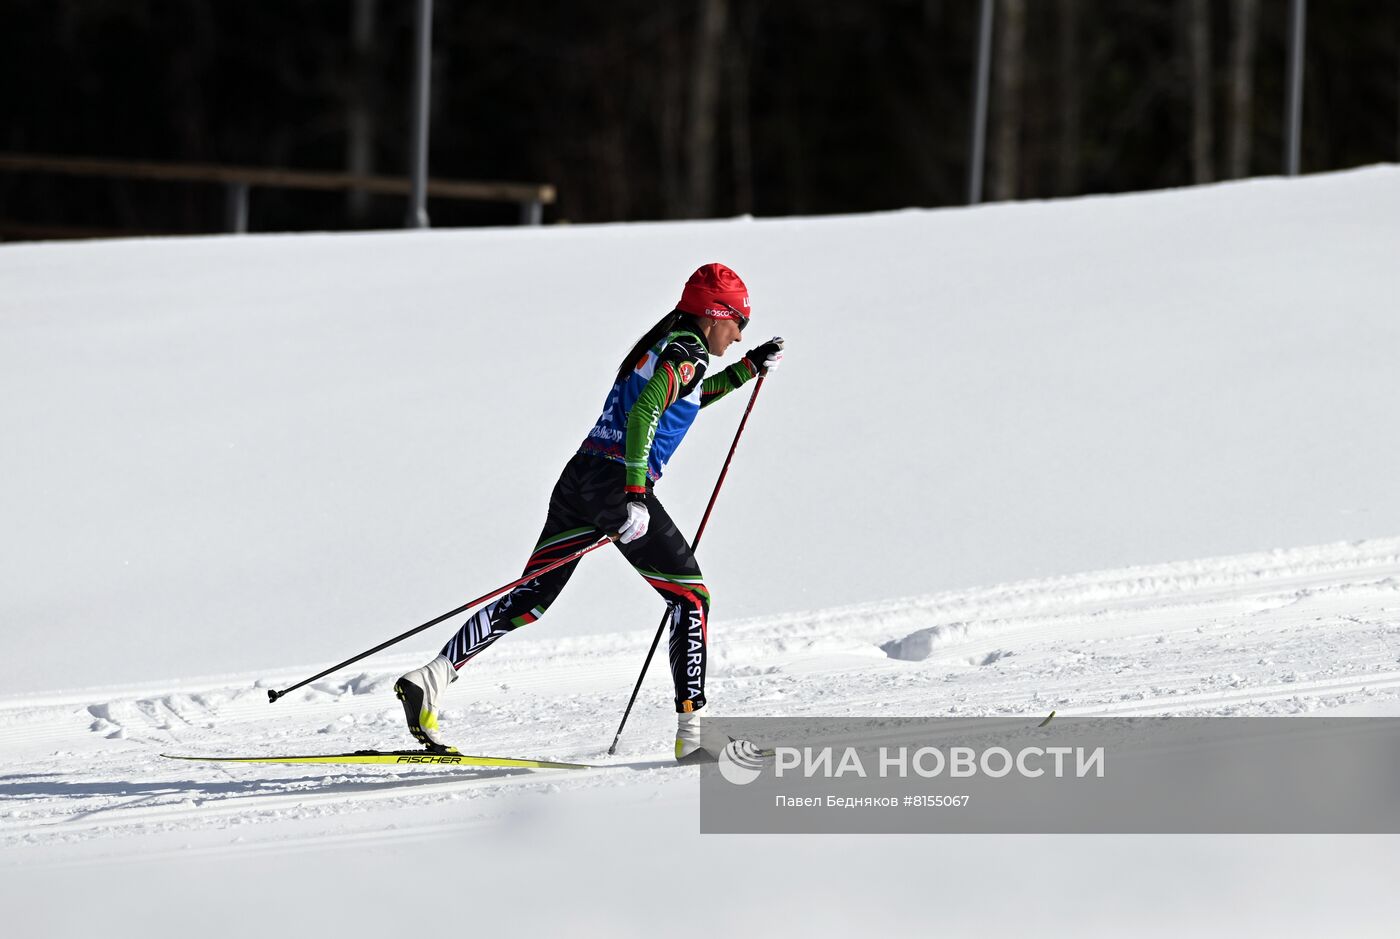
[3,167,1400,936]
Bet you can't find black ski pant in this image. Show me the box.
[439,452,709,713]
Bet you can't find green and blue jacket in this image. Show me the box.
[579,328,756,492]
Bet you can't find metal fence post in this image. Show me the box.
[1285,0,1306,176]
[406,0,433,228]
[225,182,249,234]
[968,0,995,204]
[519,199,542,226]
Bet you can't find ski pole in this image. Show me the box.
[606,375,766,755]
[267,532,618,703]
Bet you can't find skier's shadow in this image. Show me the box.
[1,770,519,800]
[0,757,679,813]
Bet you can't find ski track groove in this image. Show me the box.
[3,537,1399,854]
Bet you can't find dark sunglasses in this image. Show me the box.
[718,302,749,331]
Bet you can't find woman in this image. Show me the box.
[394,263,784,761]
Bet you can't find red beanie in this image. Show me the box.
[677,263,750,321]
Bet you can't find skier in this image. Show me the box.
[394,263,783,762]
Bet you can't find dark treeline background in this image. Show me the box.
[2,0,1398,235]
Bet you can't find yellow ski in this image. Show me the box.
[160,748,593,770]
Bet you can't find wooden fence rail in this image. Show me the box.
[0,152,557,234]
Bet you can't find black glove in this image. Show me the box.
[743,336,785,376]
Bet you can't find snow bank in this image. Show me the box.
[2,167,1398,696]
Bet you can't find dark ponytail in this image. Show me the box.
[614,310,707,384]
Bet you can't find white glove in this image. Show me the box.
[618,500,650,544]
